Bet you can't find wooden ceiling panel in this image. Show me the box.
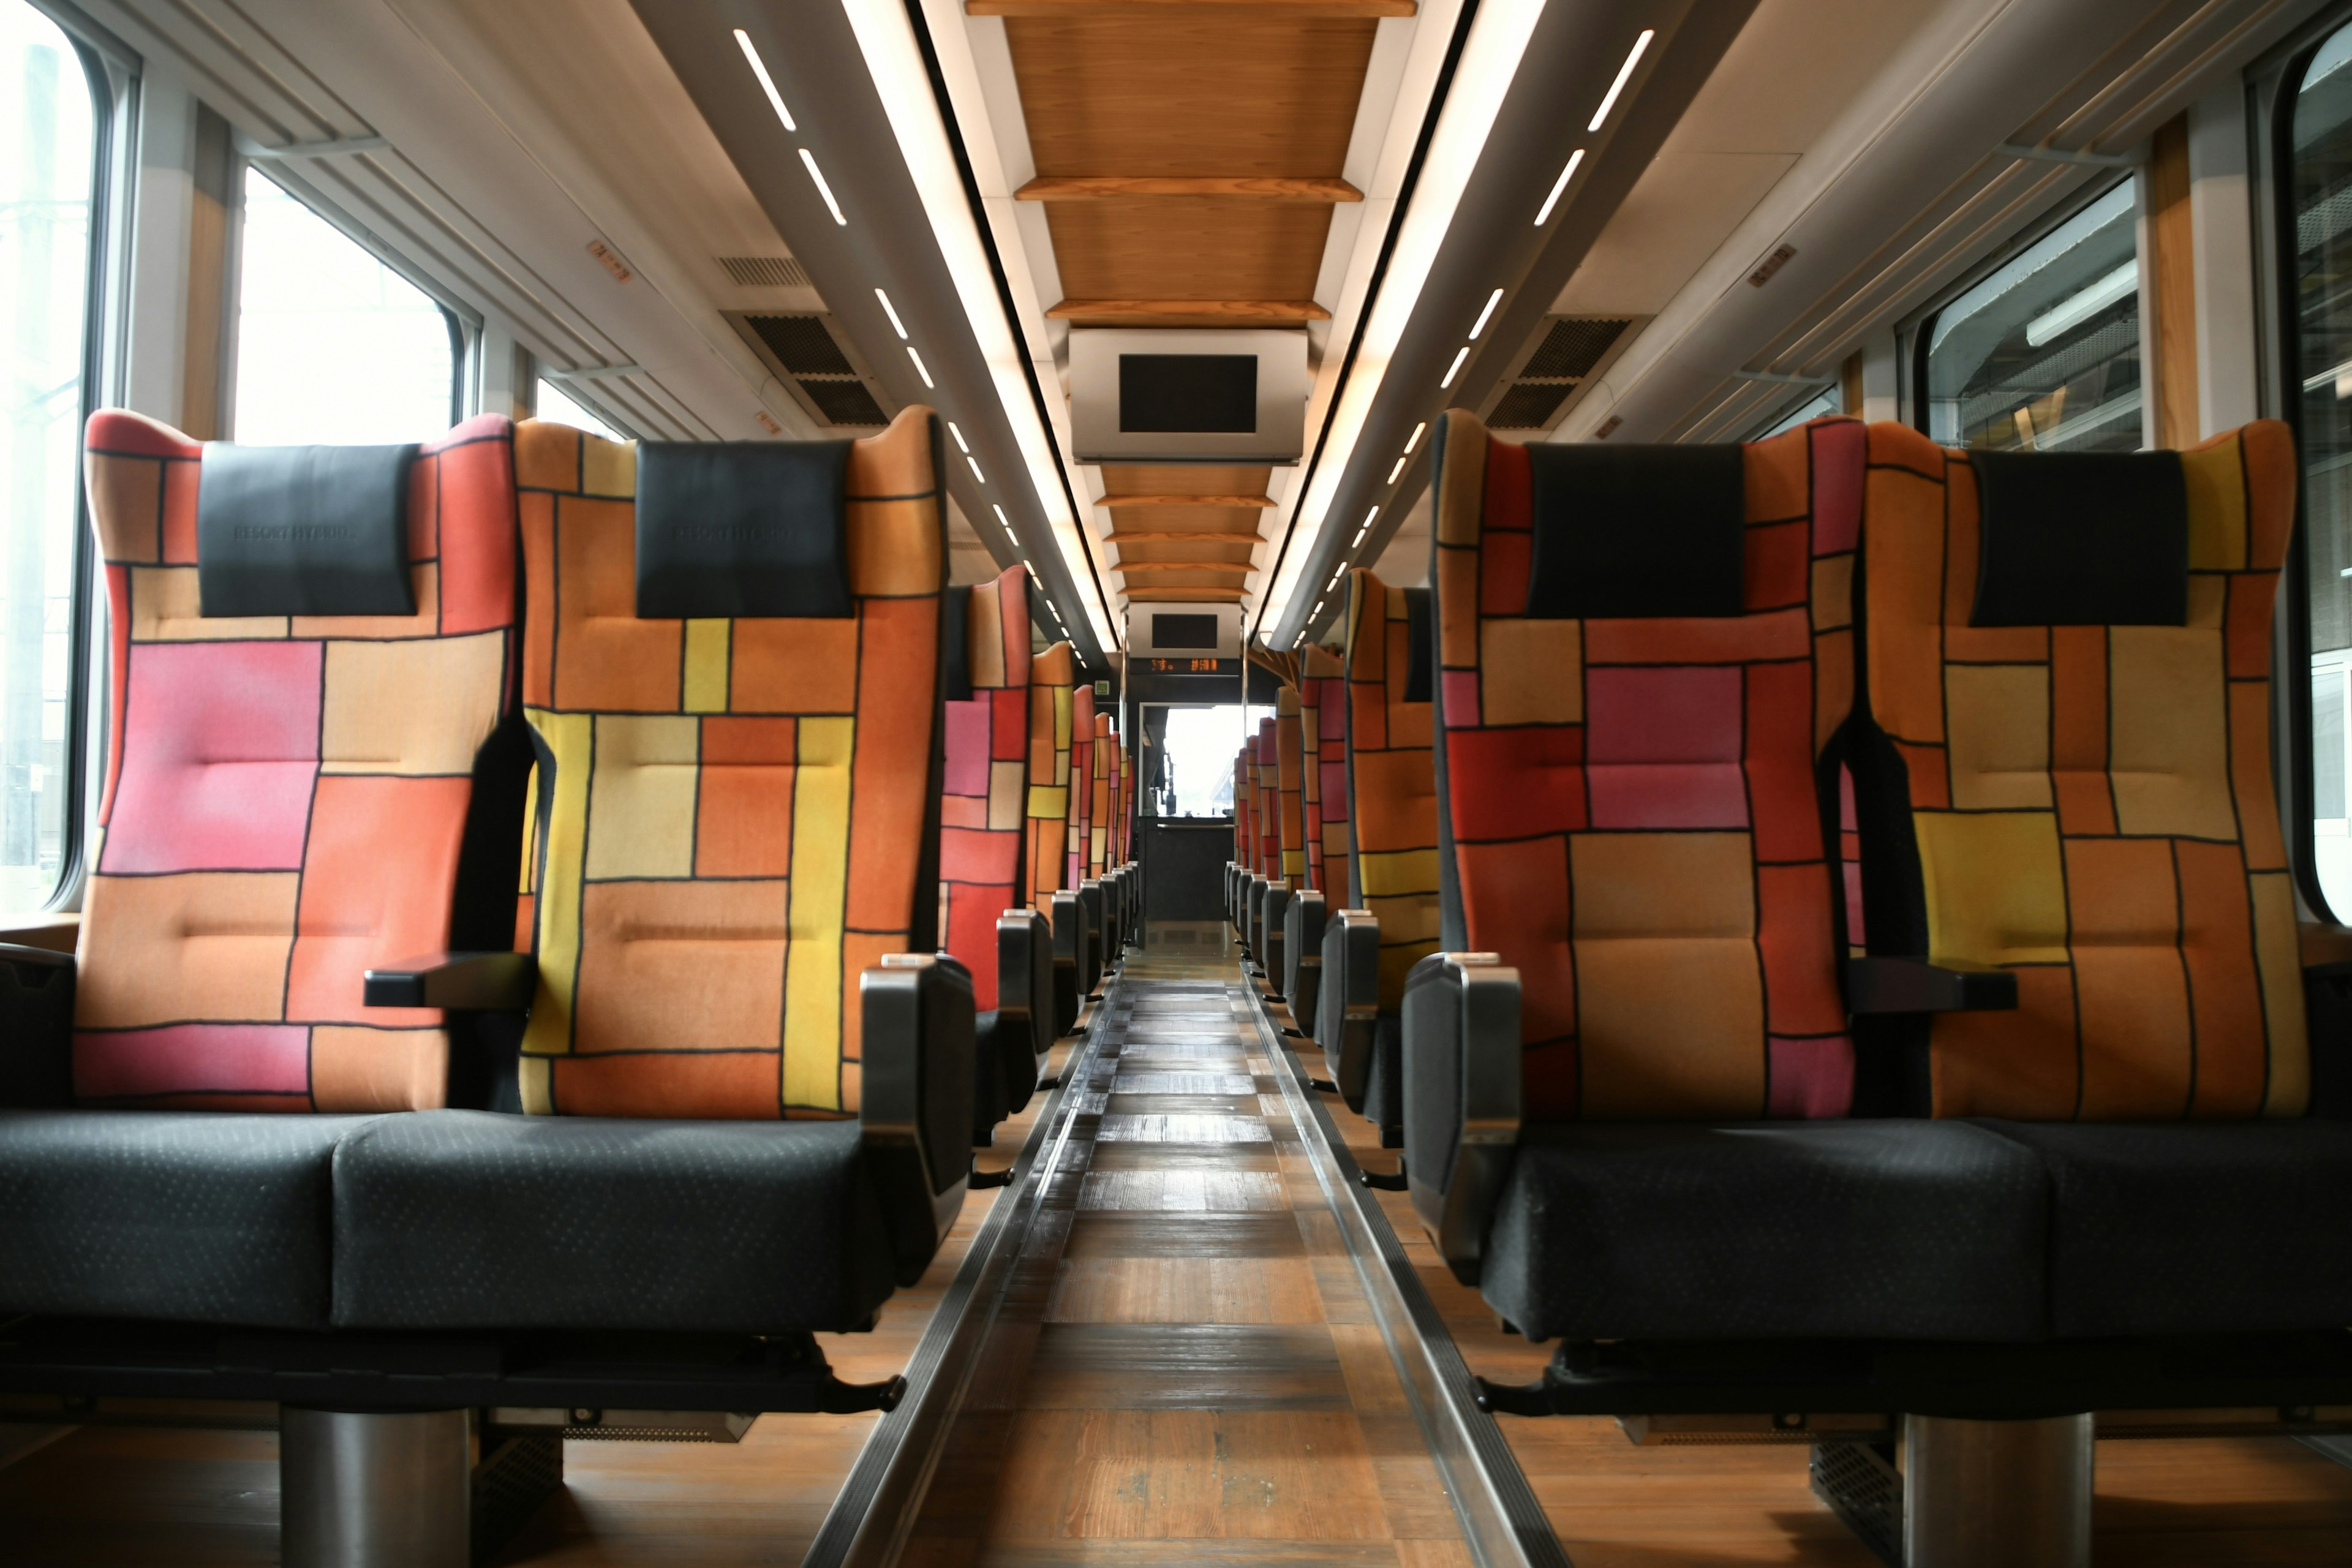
[1110,538,1260,564]
[1102,465,1271,496]
[1044,203,1333,302]
[1006,18,1377,177]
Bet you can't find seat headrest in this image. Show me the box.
[1525,443,1746,619]
[634,439,854,618]
[1401,586,1433,703]
[1969,450,2188,627]
[196,442,417,616]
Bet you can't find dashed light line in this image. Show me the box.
[1404,421,1427,454]
[1589,29,1654,132]
[734,30,797,133]
[1535,148,1584,227]
[801,148,846,225]
[907,345,934,388]
[875,288,907,338]
[1440,345,1469,388]
[1470,287,1504,339]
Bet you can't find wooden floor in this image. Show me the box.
[13,924,2352,1566]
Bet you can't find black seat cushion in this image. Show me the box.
[0,1110,378,1329]
[331,1112,898,1334]
[1980,1120,2352,1337]
[1481,1120,2049,1343]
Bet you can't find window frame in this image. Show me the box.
[12,2,127,916]
[1905,170,2147,449]
[224,158,477,442]
[2255,3,2352,924]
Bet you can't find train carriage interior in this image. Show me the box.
[20,0,2352,1564]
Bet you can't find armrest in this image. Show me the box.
[1284,892,1327,1030]
[991,907,1053,1114]
[1401,952,1520,1286]
[1049,889,1087,1038]
[1258,882,1292,995]
[1845,956,2018,1014]
[363,951,537,1011]
[861,952,977,1285]
[0,942,74,1108]
[1076,881,1106,995]
[1320,910,1381,1112]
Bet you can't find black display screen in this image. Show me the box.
[1120,355,1257,434]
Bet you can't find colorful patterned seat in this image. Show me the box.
[330,409,973,1333]
[1025,643,1088,1035]
[941,566,1052,1137]
[0,409,526,1330]
[1852,419,2352,1338]
[1403,410,2051,1344]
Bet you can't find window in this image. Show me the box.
[1144,704,1271,818]
[1754,383,1840,440]
[231,167,460,444]
[1921,180,2143,453]
[2288,20,2352,913]
[535,377,619,440]
[0,3,100,911]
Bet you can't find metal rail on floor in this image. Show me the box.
[799,974,1126,1568]
[1237,979,1576,1568]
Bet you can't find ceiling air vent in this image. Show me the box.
[1483,314,1646,433]
[726,311,891,429]
[718,254,812,288]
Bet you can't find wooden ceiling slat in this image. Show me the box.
[1117,561,1252,573]
[1047,298,1329,322]
[1018,176,1361,202]
[976,0,1414,17]
[1107,530,1268,542]
[1123,587,1251,601]
[1101,494,1275,508]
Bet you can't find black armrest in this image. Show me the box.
[1320,910,1381,1112]
[1259,882,1292,997]
[0,942,74,1108]
[991,907,1052,1115]
[1401,952,1520,1286]
[364,951,537,1011]
[1284,892,1327,1032]
[862,952,976,1284]
[1077,881,1106,996]
[1846,956,2018,1014]
[1049,889,1087,1038]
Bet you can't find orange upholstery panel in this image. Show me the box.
[513,408,944,1118]
[1068,683,1095,886]
[941,567,1032,1011]
[1343,569,1439,1010]
[1275,689,1308,882]
[1025,643,1076,915]
[1253,717,1280,878]
[1300,646,1349,905]
[76,410,521,1112]
[1859,419,2305,1120]
[1432,410,1861,1121]
[1088,711,1113,879]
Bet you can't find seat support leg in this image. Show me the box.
[281,1406,471,1567]
[1902,1412,2091,1568]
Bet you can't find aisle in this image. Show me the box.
[902,926,1476,1566]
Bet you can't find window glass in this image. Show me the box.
[535,377,619,440]
[0,4,96,911]
[1755,384,1839,440]
[232,167,456,444]
[2291,20,2352,913]
[1146,704,1269,818]
[1923,181,2142,452]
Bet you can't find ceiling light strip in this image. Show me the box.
[876,287,909,337]
[1533,147,1583,227]
[1469,287,1504,337]
[734,30,798,133]
[1587,28,1654,133]
[1259,0,1548,635]
[837,0,1118,655]
[799,149,847,225]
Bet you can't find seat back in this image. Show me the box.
[1853,420,2304,1120]
[1343,569,1441,1012]
[76,410,523,1112]
[941,567,1034,1012]
[513,407,946,1118]
[1300,646,1350,905]
[1088,710,1114,879]
[1430,408,1861,1120]
[1068,682,1095,887]
[1254,717,1281,880]
[1275,688,1308,884]
[1025,642,1077,915]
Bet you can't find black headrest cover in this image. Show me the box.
[940,584,974,704]
[1525,443,1746,619]
[197,442,418,617]
[1969,450,2188,627]
[635,439,854,618]
[1401,587,1434,704]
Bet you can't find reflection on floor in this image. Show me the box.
[898,928,1474,1566]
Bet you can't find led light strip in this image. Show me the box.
[1258,0,1548,637]
[837,0,1118,657]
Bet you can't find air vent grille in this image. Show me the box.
[1490,383,1575,430]
[746,314,854,377]
[801,379,889,428]
[1522,317,1629,380]
[718,255,812,288]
